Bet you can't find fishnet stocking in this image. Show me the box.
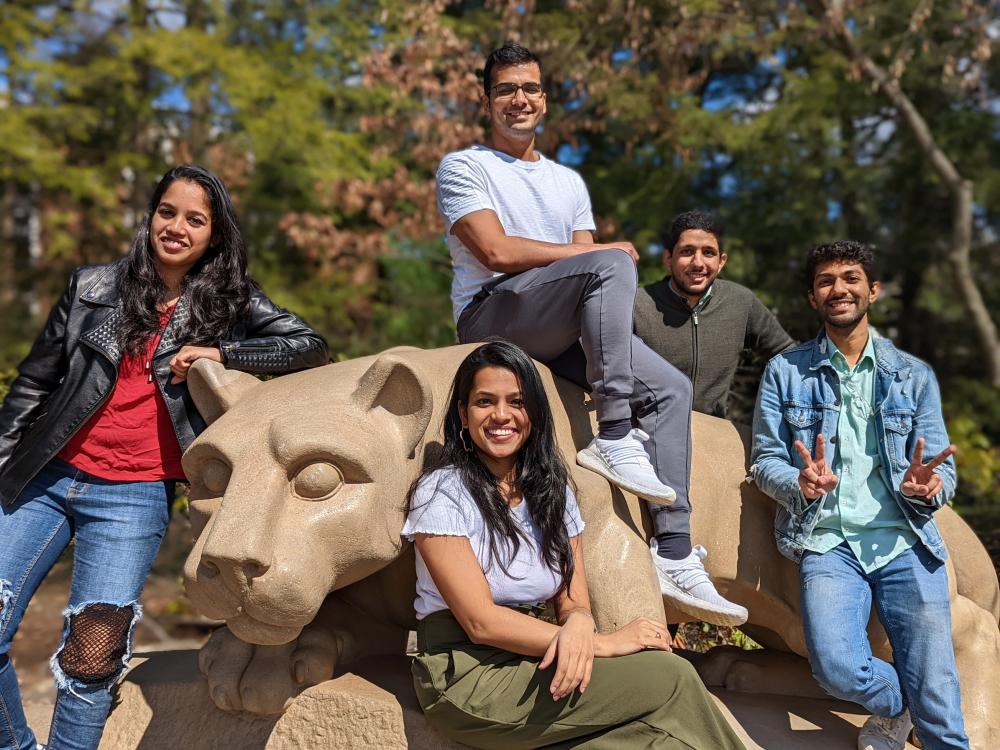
[57,604,135,684]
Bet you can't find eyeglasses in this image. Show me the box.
[491,82,544,99]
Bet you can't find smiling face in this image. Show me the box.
[665,228,727,303]
[459,366,532,479]
[150,179,214,281]
[809,260,880,330]
[482,62,547,145]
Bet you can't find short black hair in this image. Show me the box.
[805,240,879,290]
[483,42,542,97]
[663,210,724,252]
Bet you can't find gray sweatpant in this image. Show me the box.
[456,249,692,536]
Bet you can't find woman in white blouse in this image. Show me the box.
[403,341,745,749]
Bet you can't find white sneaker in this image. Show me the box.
[649,540,748,626]
[858,710,913,750]
[576,429,676,505]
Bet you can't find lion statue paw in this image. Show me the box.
[199,624,339,715]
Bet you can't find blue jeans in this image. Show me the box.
[800,542,968,750]
[0,459,172,750]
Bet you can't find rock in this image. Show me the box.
[98,649,921,749]
[98,650,461,750]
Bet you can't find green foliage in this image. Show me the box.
[0,370,15,403]
[370,244,457,353]
[944,380,1000,507]
[677,622,762,653]
[172,483,190,516]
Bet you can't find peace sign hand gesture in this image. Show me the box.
[901,437,956,501]
[794,434,838,500]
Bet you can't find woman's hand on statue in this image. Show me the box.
[596,616,672,657]
[170,345,223,383]
[539,611,596,701]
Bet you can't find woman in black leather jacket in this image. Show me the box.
[0,164,327,750]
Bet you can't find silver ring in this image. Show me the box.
[654,632,661,639]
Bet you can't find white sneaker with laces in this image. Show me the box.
[858,710,913,750]
[649,539,749,626]
[576,429,676,505]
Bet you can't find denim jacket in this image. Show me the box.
[749,331,955,564]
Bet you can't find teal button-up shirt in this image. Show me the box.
[804,334,918,571]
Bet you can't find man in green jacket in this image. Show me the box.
[634,210,794,419]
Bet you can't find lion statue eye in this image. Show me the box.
[292,461,344,501]
[202,459,232,495]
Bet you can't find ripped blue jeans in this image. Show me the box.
[0,459,171,750]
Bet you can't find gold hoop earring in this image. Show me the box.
[460,428,475,453]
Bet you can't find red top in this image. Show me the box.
[59,308,185,481]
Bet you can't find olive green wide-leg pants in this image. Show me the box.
[412,610,746,750]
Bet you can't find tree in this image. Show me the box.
[804,0,1000,388]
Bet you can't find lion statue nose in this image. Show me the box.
[198,552,271,587]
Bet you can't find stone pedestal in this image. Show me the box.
[95,649,918,749]
[99,650,461,750]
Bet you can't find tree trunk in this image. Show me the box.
[186,0,211,163]
[0,183,16,307]
[128,0,154,225]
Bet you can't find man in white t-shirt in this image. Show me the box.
[435,42,746,626]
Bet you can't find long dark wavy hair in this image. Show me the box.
[117,164,258,355]
[409,341,576,593]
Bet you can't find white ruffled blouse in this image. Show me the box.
[402,467,585,619]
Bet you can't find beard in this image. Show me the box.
[672,274,712,298]
[819,296,870,329]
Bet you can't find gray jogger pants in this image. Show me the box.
[455,250,693,536]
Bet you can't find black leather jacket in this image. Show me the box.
[0,262,329,505]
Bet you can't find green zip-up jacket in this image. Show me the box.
[634,277,794,418]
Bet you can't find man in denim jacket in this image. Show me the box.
[751,241,968,750]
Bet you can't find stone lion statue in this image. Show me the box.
[180,345,1000,748]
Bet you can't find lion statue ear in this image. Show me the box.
[187,359,263,425]
[351,351,433,458]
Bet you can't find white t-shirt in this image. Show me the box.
[401,467,586,620]
[436,145,597,323]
